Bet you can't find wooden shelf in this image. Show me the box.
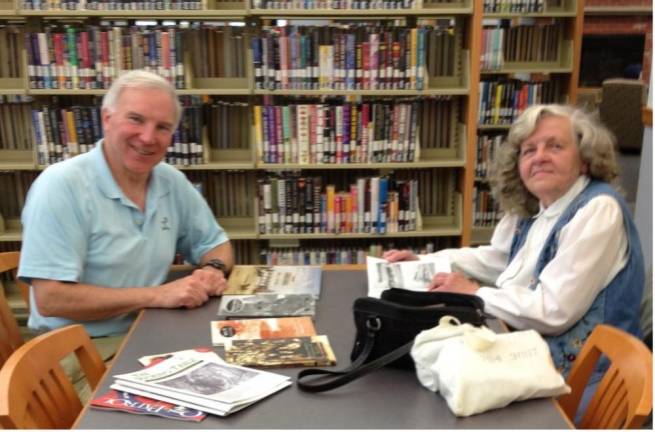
[18,9,248,17]
[253,87,470,96]
[484,11,577,17]
[584,6,652,15]
[0,218,259,242]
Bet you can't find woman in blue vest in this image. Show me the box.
[385,104,645,413]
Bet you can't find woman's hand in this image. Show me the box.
[382,249,419,262]
[428,272,480,295]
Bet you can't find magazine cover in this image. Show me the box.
[90,389,207,422]
[217,294,316,318]
[112,353,291,416]
[225,265,322,298]
[224,335,337,368]
[211,317,317,346]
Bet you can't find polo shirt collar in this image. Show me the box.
[90,139,171,206]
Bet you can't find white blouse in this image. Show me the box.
[427,176,628,335]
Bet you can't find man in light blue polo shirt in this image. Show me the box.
[18,70,234,343]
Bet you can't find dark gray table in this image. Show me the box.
[75,269,571,429]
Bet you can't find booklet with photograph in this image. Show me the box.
[90,389,207,422]
[217,294,316,318]
[111,352,291,416]
[224,335,337,368]
[225,265,322,298]
[366,255,451,298]
[138,347,221,367]
[211,317,317,346]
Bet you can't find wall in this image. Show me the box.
[583,0,652,83]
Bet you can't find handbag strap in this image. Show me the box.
[296,326,413,393]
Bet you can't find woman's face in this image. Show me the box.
[518,116,587,208]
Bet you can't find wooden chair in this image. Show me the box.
[0,324,106,429]
[0,251,30,306]
[558,324,653,428]
[0,280,23,369]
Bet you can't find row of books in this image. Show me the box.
[206,100,250,151]
[0,101,33,152]
[32,105,102,165]
[28,97,205,166]
[25,26,186,90]
[483,0,548,13]
[20,0,457,10]
[166,100,204,166]
[254,101,420,164]
[481,21,561,70]
[257,175,419,235]
[251,24,447,91]
[478,78,561,126]
[258,242,437,265]
[0,27,21,79]
[21,0,204,9]
[473,186,502,227]
[188,26,247,79]
[1,94,458,161]
[252,0,419,9]
[475,133,504,178]
[0,171,39,221]
[186,170,255,218]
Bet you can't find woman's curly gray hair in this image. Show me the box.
[490,104,619,217]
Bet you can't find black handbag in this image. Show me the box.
[297,288,487,392]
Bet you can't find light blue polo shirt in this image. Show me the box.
[18,140,229,337]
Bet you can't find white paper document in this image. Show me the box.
[112,351,291,416]
[366,255,451,298]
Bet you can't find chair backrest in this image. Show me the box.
[0,251,26,369]
[599,78,647,153]
[0,282,23,369]
[558,324,653,428]
[0,251,30,307]
[0,324,106,429]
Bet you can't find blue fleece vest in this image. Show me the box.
[509,180,644,376]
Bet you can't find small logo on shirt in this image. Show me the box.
[161,216,171,231]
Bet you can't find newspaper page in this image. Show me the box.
[366,255,451,298]
[112,353,290,415]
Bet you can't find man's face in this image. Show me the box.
[101,87,176,178]
[518,116,587,207]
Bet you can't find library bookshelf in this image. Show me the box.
[0,0,581,264]
[471,0,583,244]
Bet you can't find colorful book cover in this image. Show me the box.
[210,316,317,346]
[90,389,207,422]
[224,335,337,368]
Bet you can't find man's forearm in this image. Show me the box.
[32,279,158,321]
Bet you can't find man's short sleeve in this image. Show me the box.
[18,168,88,284]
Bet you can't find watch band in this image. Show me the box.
[200,258,229,275]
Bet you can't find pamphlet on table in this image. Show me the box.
[366,255,451,298]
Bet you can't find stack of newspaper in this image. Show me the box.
[110,351,291,416]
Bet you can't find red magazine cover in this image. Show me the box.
[90,389,206,422]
